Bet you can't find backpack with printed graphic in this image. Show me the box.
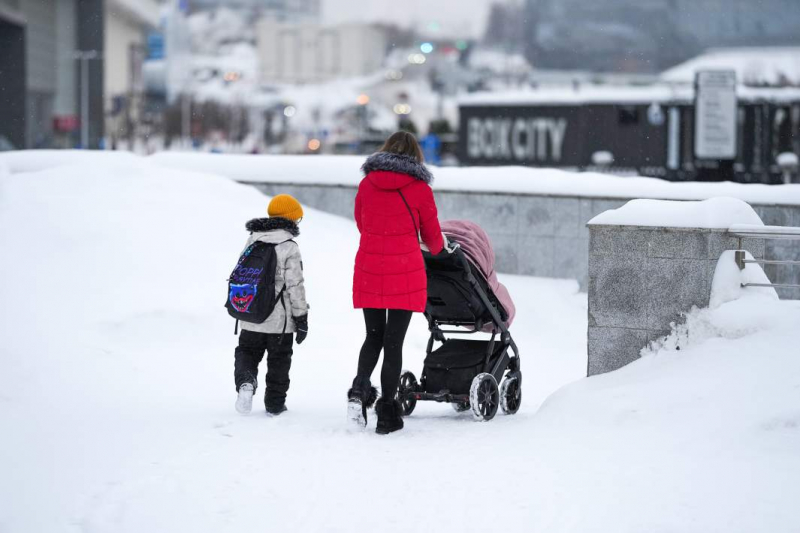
[225,241,284,324]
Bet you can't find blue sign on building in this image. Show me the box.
[421,133,442,165]
[147,33,165,60]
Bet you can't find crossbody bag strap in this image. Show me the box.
[397,189,419,237]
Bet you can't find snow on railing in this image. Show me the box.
[729,224,800,289]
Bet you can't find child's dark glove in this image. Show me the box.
[293,314,308,344]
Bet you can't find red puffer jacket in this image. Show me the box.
[353,152,444,312]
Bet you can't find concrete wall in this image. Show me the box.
[246,181,800,299]
[587,225,766,375]
[250,182,598,280]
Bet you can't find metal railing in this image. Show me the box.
[729,224,800,290]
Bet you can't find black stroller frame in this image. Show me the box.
[397,243,522,421]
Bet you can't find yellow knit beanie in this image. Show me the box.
[268,194,304,221]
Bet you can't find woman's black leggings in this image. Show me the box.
[354,308,413,399]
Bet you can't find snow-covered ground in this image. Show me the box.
[1,152,799,532]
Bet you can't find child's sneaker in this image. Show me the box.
[235,383,255,414]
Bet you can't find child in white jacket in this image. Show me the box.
[234,195,309,415]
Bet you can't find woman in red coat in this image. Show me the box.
[348,131,444,434]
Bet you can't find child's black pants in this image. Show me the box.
[234,330,294,410]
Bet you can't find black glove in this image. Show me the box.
[293,314,308,344]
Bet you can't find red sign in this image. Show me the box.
[53,115,79,133]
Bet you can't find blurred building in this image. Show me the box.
[672,0,800,49]
[524,0,800,73]
[459,83,800,182]
[104,0,160,148]
[257,21,387,84]
[0,0,158,150]
[459,43,800,183]
[187,0,320,23]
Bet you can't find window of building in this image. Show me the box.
[618,106,640,126]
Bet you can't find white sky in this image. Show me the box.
[322,0,494,38]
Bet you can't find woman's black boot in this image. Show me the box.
[375,398,404,435]
[347,379,378,428]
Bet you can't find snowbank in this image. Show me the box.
[709,250,778,309]
[588,197,765,228]
[646,249,791,356]
[545,288,800,533]
[5,151,800,206]
[0,149,146,175]
[549,255,800,532]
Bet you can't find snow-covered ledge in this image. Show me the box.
[586,198,766,376]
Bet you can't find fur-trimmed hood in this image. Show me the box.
[245,217,300,237]
[361,152,433,185]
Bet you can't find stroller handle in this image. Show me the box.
[420,235,460,255]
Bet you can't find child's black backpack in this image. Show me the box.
[225,241,284,326]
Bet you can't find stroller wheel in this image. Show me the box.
[452,401,470,413]
[469,373,499,422]
[500,373,522,415]
[398,371,419,417]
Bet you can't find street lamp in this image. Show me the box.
[72,50,101,149]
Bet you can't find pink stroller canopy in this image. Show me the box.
[440,220,516,331]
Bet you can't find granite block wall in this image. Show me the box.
[248,182,623,287]
[246,182,800,297]
[587,226,765,376]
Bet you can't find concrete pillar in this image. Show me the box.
[0,14,26,149]
[587,224,765,375]
[76,0,104,148]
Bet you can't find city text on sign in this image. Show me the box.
[467,117,568,162]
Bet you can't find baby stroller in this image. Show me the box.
[397,236,521,422]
